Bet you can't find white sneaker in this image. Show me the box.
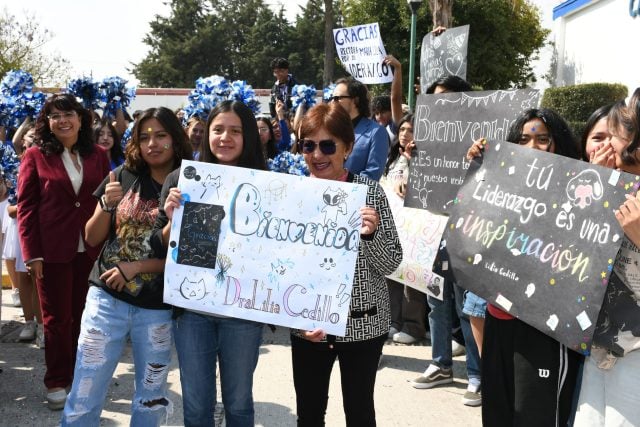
[11,288,21,307]
[393,331,418,344]
[388,326,399,338]
[19,320,36,341]
[36,324,45,349]
[452,340,466,357]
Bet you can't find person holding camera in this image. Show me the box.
[269,57,297,119]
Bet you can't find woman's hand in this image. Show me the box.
[590,141,616,169]
[276,99,287,120]
[400,141,415,160]
[164,188,183,220]
[394,181,407,199]
[303,328,326,342]
[383,55,401,70]
[100,262,137,292]
[466,138,486,161]
[104,171,123,208]
[27,260,44,280]
[432,26,447,36]
[616,193,640,247]
[360,206,380,236]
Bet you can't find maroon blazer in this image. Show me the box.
[18,145,111,264]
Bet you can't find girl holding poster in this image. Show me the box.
[291,103,402,426]
[61,107,192,424]
[574,98,640,426]
[467,108,583,427]
[154,100,266,427]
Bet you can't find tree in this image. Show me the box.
[134,0,293,88]
[323,0,335,86]
[0,8,70,86]
[429,0,453,27]
[133,0,216,87]
[453,0,549,88]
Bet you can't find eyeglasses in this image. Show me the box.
[299,139,338,155]
[329,95,353,103]
[258,127,270,134]
[518,134,552,146]
[47,111,78,122]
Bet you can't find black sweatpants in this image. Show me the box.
[482,312,582,427]
[291,334,387,427]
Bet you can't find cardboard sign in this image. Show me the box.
[164,161,368,336]
[333,22,393,84]
[380,176,445,299]
[405,89,539,214]
[420,25,469,92]
[442,141,638,353]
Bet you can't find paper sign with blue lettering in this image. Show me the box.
[442,141,638,353]
[164,160,368,336]
[333,22,393,84]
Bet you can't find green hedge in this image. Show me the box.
[541,83,628,122]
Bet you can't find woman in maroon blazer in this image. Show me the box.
[18,93,110,410]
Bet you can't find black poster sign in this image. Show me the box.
[177,202,225,269]
[405,89,539,214]
[420,25,469,92]
[442,141,638,354]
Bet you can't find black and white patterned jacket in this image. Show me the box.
[293,173,403,342]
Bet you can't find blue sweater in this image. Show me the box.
[344,117,389,181]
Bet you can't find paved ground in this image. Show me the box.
[0,288,482,426]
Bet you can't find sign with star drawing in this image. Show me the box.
[164,160,367,336]
[441,141,638,354]
[405,89,539,215]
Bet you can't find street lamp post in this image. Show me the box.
[407,0,422,111]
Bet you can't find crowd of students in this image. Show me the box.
[1,44,639,426]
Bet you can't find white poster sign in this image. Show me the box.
[380,176,446,300]
[164,161,368,336]
[333,22,393,84]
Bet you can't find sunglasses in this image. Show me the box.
[299,139,338,155]
[328,95,353,103]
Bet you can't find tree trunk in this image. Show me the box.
[323,0,335,86]
[428,0,453,28]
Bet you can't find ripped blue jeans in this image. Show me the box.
[61,286,173,426]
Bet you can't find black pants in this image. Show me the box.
[482,312,582,427]
[291,334,387,427]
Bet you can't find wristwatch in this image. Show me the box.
[99,195,116,213]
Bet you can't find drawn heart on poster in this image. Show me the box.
[445,54,464,76]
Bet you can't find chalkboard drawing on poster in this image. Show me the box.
[420,25,469,92]
[177,202,226,269]
[404,89,539,215]
[442,140,639,353]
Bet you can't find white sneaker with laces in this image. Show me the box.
[19,320,36,341]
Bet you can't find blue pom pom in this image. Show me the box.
[0,70,46,129]
[66,76,100,110]
[99,76,136,119]
[291,84,317,112]
[267,152,310,176]
[323,84,336,102]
